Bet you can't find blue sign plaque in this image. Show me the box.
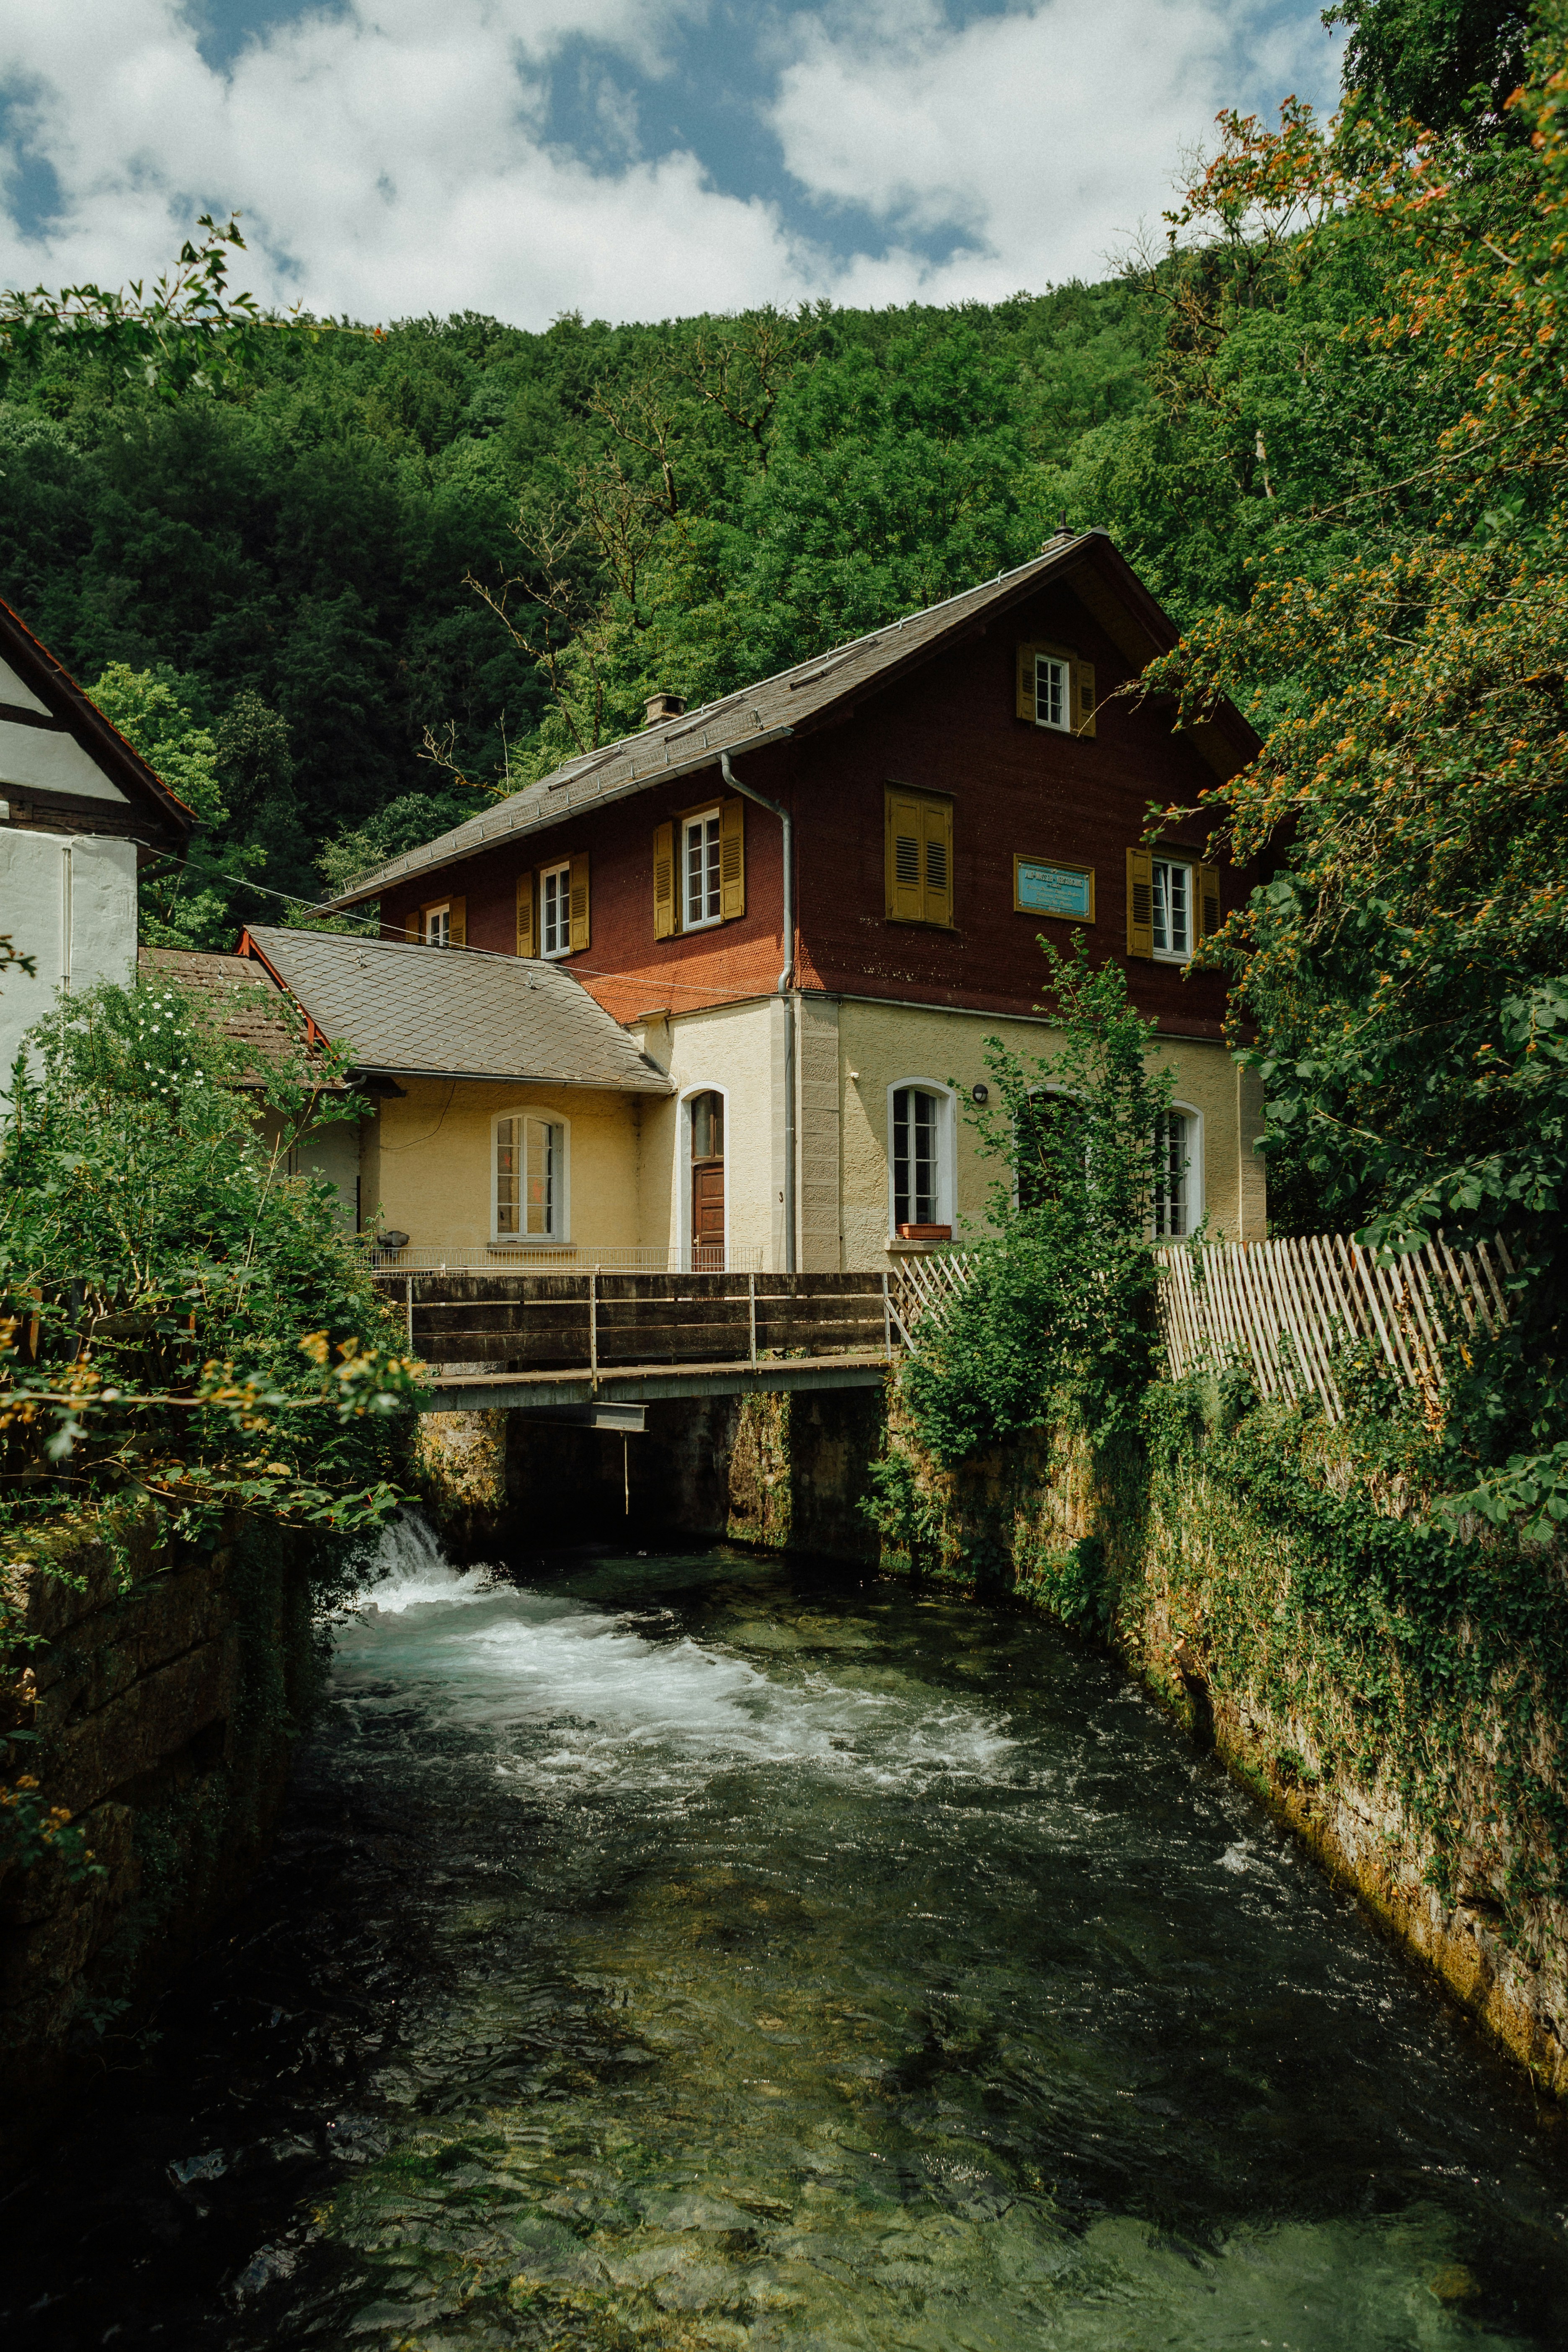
[1016,859,1093,921]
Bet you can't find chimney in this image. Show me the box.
[643,690,686,727]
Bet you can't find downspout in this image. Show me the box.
[720,750,796,1275]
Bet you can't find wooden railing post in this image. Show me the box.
[405,1274,413,1353]
[589,1270,598,1385]
[882,1272,892,1359]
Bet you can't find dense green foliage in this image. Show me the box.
[0,279,1151,937]
[0,973,416,1547]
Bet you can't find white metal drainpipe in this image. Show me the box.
[60,841,73,992]
[719,749,796,1276]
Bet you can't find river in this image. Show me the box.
[8,1522,1568,2349]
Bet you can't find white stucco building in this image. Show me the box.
[0,601,192,1078]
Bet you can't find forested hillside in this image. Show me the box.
[0,282,1151,922]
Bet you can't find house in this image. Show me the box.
[297,530,1267,1273]
[231,925,674,1256]
[0,601,193,1077]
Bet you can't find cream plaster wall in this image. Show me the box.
[361,1078,644,1260]
[630,997,778,1271]
[0,830,138,1077]
[835,999,1262,1270]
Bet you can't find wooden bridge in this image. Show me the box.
[376,1267,968,1416]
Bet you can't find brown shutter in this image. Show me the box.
[1196,861,1222,942]
[403,910,419,943]
[1125,848,1154,958]
[653,822,675,938]
[719,795,745,921]
[886,791,924,921]
[922,798,953,927]
[568,854,590,953]
[515,869,534,957]
[448,897,466,948]
[1076,659,1097,738]
[1015,643,1039,722]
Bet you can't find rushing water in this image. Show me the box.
[9,1522,1568,2350]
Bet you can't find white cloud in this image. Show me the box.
[0,0,1341,326]
[771,0,1342,299]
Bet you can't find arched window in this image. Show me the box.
[494,1111,569,1240]
[888,1083,954,1237]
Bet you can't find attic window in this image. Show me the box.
[424,903,451,948]
[1033,655,1068,731]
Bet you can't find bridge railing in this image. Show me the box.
[377,1269,938,1375]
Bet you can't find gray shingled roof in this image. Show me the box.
[242,926,673,1092]
[325,531,1154,910]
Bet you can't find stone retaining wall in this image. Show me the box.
[1,1511,315,2166]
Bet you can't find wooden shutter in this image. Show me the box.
[921,798,953,926]
[719,795,745,921]
[1196,861,1222,942]
[568,854,590,953]
[403,910,419,943]
[448,897,466,948]
[515,869,534,957]
[1015,643,1041,721]
[653,822,675,938]
[1126,848,1154,958]
[886,791,925,921]
[1076,659,1097,738]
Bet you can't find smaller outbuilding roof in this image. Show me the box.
[237,925,673,1093]
[139,945,315,1075]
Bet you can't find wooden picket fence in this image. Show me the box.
[1154,1233,1514,1421]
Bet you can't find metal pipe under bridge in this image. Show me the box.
[374,1269,965,1423]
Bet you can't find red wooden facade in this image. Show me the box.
[377,562,1258,1040]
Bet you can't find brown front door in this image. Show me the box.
[689,1090,725,1270]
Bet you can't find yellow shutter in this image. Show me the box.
[886,791,924,921]
[1126,848,1154,958]
[922,797,953,926]
[1196,861,1222,942]
[448,896,466,948]
[653,822,675,938]
[403,910,418,943]
[569,853,590,953]
[1015,643,1040,722]
[718,795,745,921]
[515,869,534,957]
[1076,658,1097,738]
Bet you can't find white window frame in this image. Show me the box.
[886,1078,957,1238]
[1033,652,1071,732]
[1151,858,1192,962]
[491,1108,571,1243]
[678,1082,731,1272]
[423,901,451,949]
[538,859,573,959]
[1151,1102,1203,1240]
[682,807,723,932]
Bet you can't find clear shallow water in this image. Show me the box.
[9,1523,1568,2350]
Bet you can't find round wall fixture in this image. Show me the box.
[971,1084,989,1104]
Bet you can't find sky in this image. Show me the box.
[0,1,1344,330]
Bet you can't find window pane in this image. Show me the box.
[525,1116,555,1237]
[690,1090,723,1160]
[1035,656,1065,729]
[1154,1112,1189,1237]
[1153,860,1190,956]
[496,1116,520,1234]
[426,905,450,947]
[893,1087,942,1226]
[542,866,568,956]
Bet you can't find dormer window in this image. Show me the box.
[424,903,451,948]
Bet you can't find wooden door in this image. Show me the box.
[689,1089,725,1271]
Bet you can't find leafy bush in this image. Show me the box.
[899,939,1175,1466]
[0,972,416,1544]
